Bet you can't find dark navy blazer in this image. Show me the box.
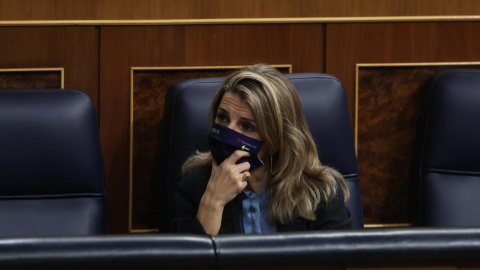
[172,165,352,234]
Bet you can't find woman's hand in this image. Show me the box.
[207,150,251,206]
[197,150,251,235]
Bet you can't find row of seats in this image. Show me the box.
[0,70,479,237]
[1,228,480,269]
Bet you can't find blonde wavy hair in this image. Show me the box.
[182,63,349,224]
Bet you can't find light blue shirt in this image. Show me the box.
[241,187,277,234]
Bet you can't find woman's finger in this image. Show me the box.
[224,149,251,165]
[240,171,250,182]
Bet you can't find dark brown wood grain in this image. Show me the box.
[0,27,99,107]
[357,67,433,224]
[2,0,480,20]
[326,22,480,120]
[0,71,61,89]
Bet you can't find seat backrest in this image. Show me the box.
[160,73,364,230]
[419,70,480,226]
[0,89,106,237]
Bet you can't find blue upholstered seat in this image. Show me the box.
[0,89,106,237]
[418,70,480,226]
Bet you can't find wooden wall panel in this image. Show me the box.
[327,22,480,115]
[326,22,480,225]
[2,0,480,20]
[0,69,62,89]
[100,24,324,233]
[0,27,99,107]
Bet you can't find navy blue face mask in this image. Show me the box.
[209,122,265,171]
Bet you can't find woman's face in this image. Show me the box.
[215,92,264,141]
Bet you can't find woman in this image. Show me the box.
[172,63,352,235]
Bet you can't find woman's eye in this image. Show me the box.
[242,123,255,132]
[216,114,229,123]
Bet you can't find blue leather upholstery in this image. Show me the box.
[212,228,480,267]
[0,89,106,237]
[0,234,215,269]
[160,73,364,230]
[419,70,480,226]
[1,228,480,269]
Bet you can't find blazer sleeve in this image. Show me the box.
[312,181,353,230]
[170,166,211,234]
